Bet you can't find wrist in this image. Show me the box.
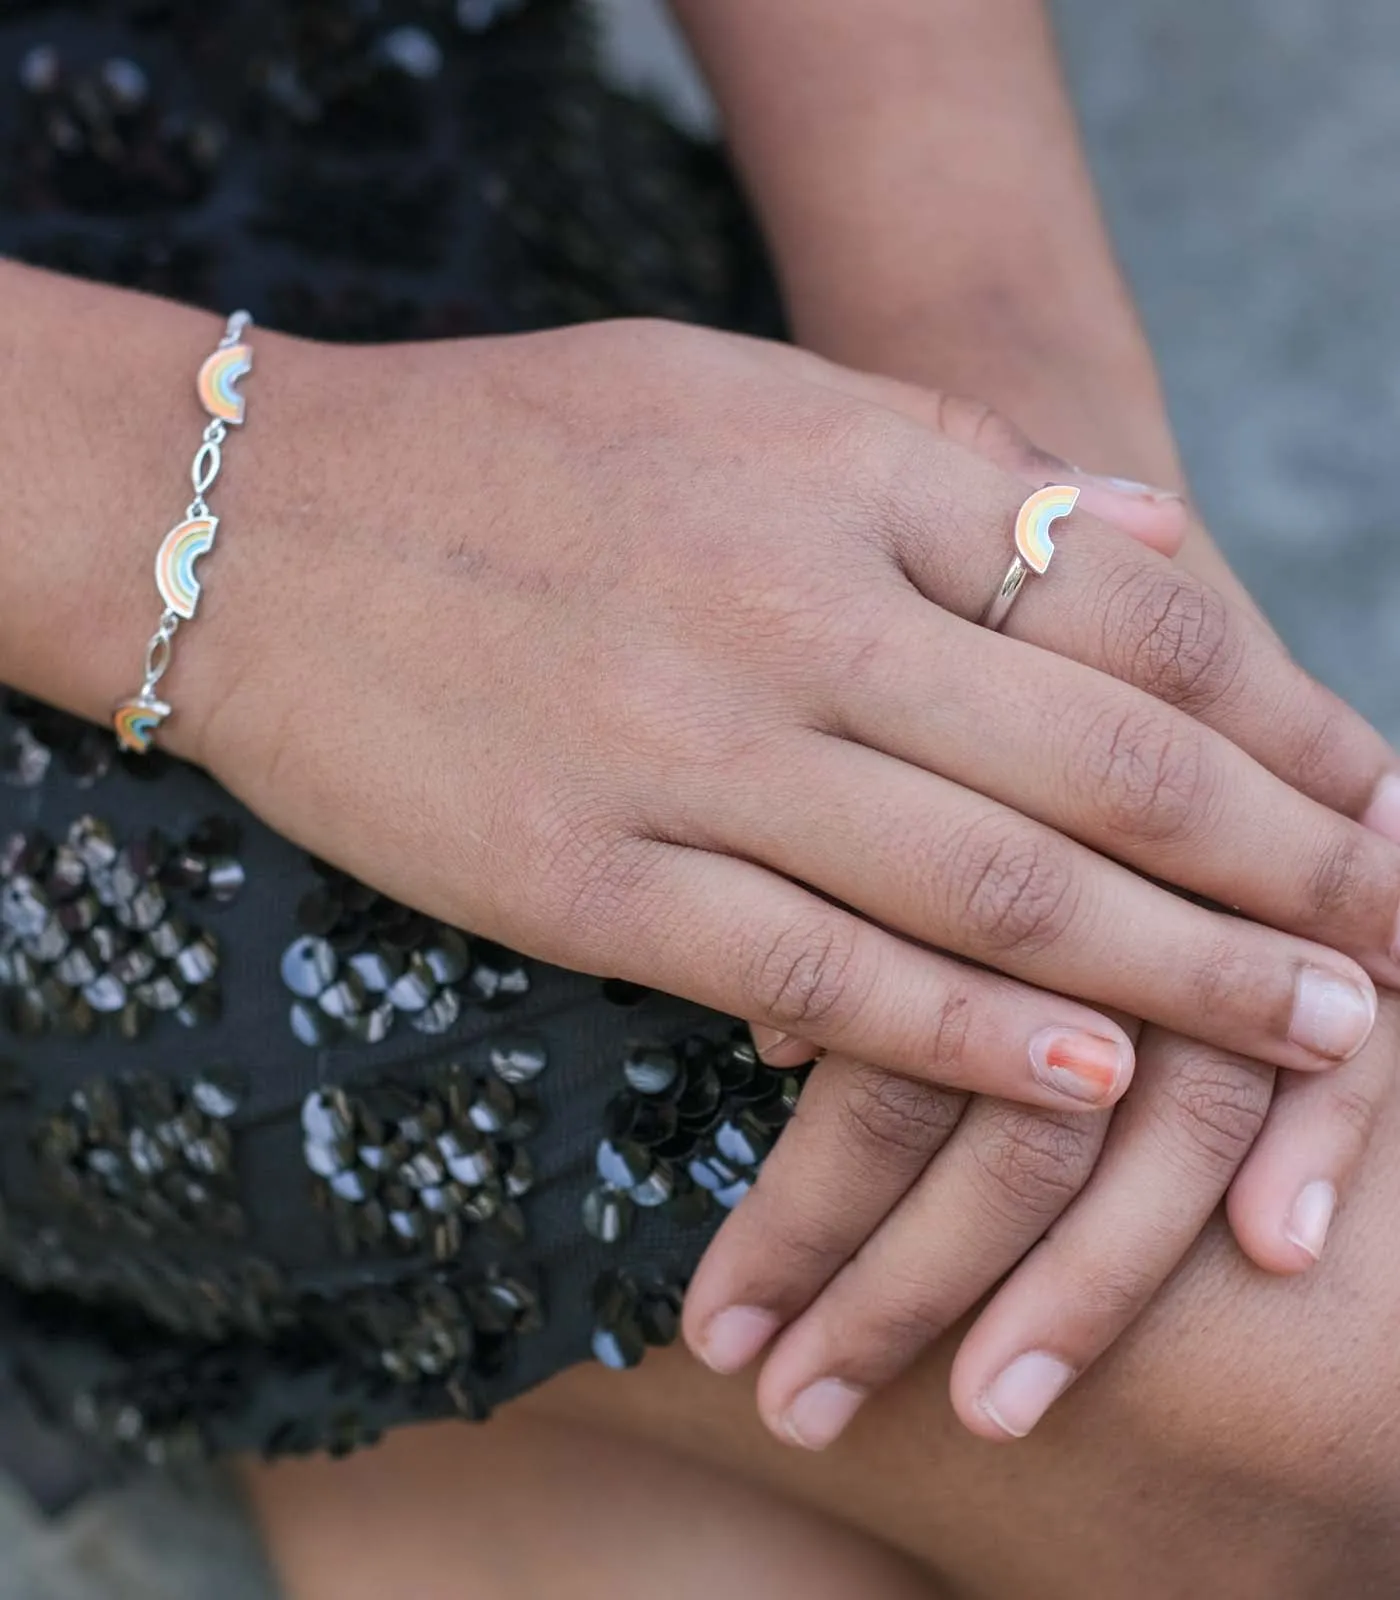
[0,266,227,734]
[163,326,351,774]
[0,263,345,774]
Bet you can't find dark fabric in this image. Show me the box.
[0,0,795,1464]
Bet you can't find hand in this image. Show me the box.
[666,0,1396,1460]
[683,484,1398,1452]
[194,320,1398,1108]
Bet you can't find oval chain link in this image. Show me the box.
[191,440,223,499]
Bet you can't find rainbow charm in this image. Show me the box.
[1014,484,1081,575]
[113,696,171,754]
[197,343,253,425]
[155,515,218,620]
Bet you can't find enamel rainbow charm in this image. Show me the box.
[1014,484,1081,576]
[155,515,218,620]
[113,696,172,754]
[197,342,253,425]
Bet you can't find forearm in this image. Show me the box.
[670,0,1178,486]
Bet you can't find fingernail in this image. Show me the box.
[750,1026,791,1057]
[780,1379,867,1450]
[1077,472,1184,504]
[1028,1028,1130,1105]
[978,1352,1077,1438]
[1361,773,1400,847]
[699,1306,779,1374]
[1284,1180,1337,1261]
[750,1027,819,1067]
[1288,968,1377,1062]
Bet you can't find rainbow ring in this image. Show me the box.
[980,485,1081,632]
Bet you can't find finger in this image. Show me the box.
[716,737,1378,1075]
[599,840,1137,1108]
[753,1096,1108,1450]
[828,592,1400,985]
[794,370,1192,557]
[878,450,1400,846]
[1226,1009,1396,1274]
[683,1054,966,1375]
[947,1030,1276,1443]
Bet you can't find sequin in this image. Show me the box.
[28,1073,249,1242]
[582,1185,632,1244]
[0,820,231,1041]
[282,936,337,999]
[622,1045,680,1097]
[302,1071,538,1260]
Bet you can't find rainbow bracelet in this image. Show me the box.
[114,310,254,754]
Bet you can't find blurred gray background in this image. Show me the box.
[6,0,1398,1594]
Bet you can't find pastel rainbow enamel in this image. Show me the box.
[113,698,170,754]
[1014,484,1081,575]
[197,343,253,425]
[155,515,218,620]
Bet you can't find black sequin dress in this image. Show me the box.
[0,0,797,1464]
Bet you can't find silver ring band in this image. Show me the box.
[980,555,1031,632]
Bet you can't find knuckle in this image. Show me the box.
[1277,678,1380,809]
[1155,1047,1272,1172]
[969,1106,1099,1222]
[948,817,1079,957]
[809,409,915,537]
[744,914,865,1037]
[836,1063,966,1159]
[1189,934,1265,1022]
[1304,831,1370,924]
[742,1186,850,1285]
[927,988,976,1079]
[1079,703,1217,846]
[1104,566,1245,714]
[1074,1255,1161,1328]
[517,797,659,954]
[855,1290,954,1357]
[823,405,985,574]
[1316,1078,1379,1144]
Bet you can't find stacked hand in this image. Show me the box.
[190,317,1399,1450]
[682,363,1400,1449]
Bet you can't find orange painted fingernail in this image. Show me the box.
[1028,1028,1129,1105]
